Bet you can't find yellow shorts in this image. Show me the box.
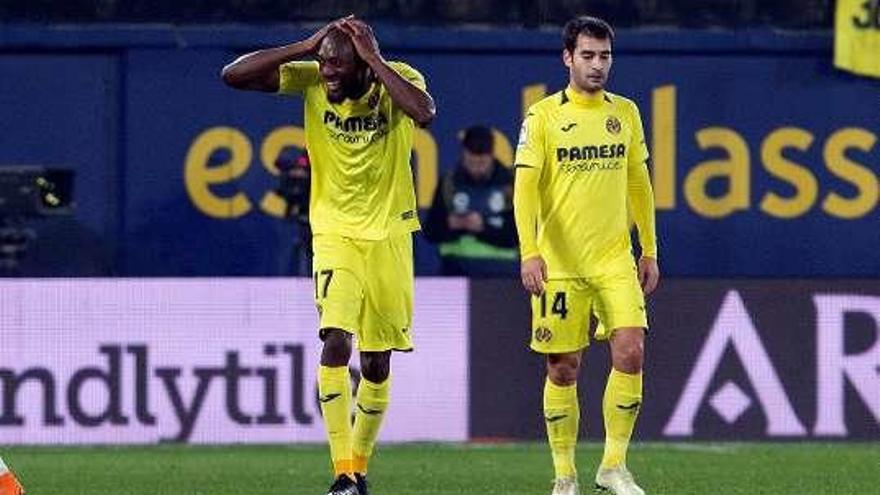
[530,266,647,354]
[312,233,414,352]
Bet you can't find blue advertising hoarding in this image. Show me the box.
[0,26,876,276]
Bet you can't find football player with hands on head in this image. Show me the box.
[222,15,434,495]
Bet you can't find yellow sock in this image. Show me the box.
[544,378,579,479]
[318,365,353,477]
[352,376,391,474]
[601,368,643,469]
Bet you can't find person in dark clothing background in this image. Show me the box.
[274,148,313,276]
[423,124,518,277]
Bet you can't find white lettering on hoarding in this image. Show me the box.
[664,290,806,436]
[0,279,469,445]
[814,294,880,436]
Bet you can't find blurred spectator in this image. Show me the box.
[273,148,313,276]
[423,125,518,277]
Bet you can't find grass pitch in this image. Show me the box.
[2,442,877,494]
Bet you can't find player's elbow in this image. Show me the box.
[413,103,436,127]
[221,63,247,89]
[414,110,435,127]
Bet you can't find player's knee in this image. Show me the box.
[547,354,580,385]
[320,328,352,367]
[613,343,644,374]
[359,351,390,383]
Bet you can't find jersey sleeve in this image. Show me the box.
[627,101,650,168]
[514,163,542,260]
[388,61,427,91]
[513,107,546,260]
[626,101,658,259]
[513,108,546,170]
[277,61,320,95]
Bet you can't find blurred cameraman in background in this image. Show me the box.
[423,125,518,277]
[274,148,312,276]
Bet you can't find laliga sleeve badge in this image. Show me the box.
[517,121,529,148]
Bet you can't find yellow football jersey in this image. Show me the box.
[278,61,424,239]
[834,0,880,78]
[514,87,657,278]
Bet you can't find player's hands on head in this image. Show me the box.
[338,16,382,63]
[638,256,660,296]
[305,15,352,53]
[521,256,547,296]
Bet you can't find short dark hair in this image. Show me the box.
[462,125,494,154]
[562,16,615,53]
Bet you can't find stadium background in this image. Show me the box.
[1,1,878,493]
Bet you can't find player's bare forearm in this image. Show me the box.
[220,43,306,92]
[339,17,436,126]
[368,58,436,126]
[222,37,325,93]
[221,20,337,92]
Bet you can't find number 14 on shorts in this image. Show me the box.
[539,290,568,319]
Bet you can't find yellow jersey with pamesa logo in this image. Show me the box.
[513,86,657,278]
[277,61,424,240]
